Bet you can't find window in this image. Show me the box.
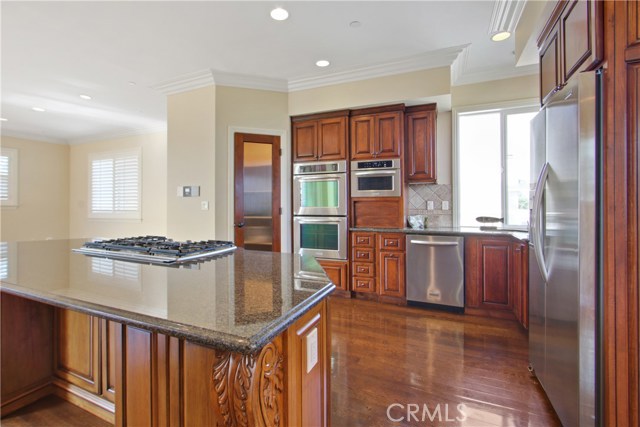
[89,149,141,219]
[454,103,538,227]
[0,147,18,207]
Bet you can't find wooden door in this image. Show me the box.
[317,259,349,291]
[350,115,375,159]
[374,111,403,158]
[377,252,405,297]
[465,237,513,311]
[292,121,318,162]
[234,133,281,252]
[317,117,347,160]
[54,309,100,394]
[540,22,561,105]
[406,105,437,183]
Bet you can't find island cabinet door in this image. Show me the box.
[54,308,101,395]
[286,299,329,427]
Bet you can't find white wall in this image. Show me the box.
[0,136,69,241]
[451,74,539,107]
[166,86,216,241]
[214,86,290,249]
[69,132,167,239]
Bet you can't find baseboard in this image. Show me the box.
[464,307,518,321]
[53,379,115,424]
[1,381,54,417]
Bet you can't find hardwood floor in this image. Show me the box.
[2,298,560,427]
[329,297,561,427]
[1,395,110,427]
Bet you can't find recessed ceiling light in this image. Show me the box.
[32,107,46,112]
[270,7,289,21]
[79,94,92,100]
[491,31,511,42]
[0,118,7,122]
[349,21,361,28]
[316,60,330,67]
[128,81,136,86]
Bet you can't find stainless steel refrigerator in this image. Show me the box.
[529,71,601,427]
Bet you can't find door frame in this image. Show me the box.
[228,127,289,252]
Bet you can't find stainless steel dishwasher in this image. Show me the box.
[406,235,464,310]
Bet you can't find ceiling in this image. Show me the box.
[0,1,537,144]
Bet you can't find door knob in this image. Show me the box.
[235,222,245,228]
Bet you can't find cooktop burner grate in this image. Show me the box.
[74,236,237,264]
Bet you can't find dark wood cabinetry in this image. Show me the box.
[376,233,405,298]
[351,198,405,229]
[292,111,348,162]
[405,104,437,183]
[350,105,403,160]
[465,236,528,328]
[538,0,603,105]
[317,259,349,292]
[350,231,406,300]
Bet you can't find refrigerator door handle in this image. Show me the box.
[531,162,550,282]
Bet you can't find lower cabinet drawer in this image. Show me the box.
[352,262,374,278]
[351,277,376,293]
[352,248,374,262]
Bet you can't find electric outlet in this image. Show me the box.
[442,201,450,210]
[427,200,434,210]
[201,201,209,211]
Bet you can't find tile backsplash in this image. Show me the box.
[408,184,453,228]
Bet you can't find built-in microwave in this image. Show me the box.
[350,158,402,198]
[293,160,347,216]
[293,216,347,260]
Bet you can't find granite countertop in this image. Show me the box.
[351,226,529,241]
[0,239,334,354]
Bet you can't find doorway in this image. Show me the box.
[234,133,281,252]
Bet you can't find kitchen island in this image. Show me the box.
[0,239,334,426]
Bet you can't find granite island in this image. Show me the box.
[0,239,334,426]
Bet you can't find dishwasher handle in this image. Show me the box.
[409,240,459,247]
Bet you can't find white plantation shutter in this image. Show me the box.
[89,149,141,219]
[0,242,8,280]
[0,148,18,206]
[91,257,140,281]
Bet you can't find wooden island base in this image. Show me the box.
[1,293,329,427]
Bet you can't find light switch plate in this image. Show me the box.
[306,327,318,373]
[442,201,449,210]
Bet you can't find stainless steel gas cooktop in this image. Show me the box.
[73,236,236,264]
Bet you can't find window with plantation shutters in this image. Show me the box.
[89,148,141,219]
[0,147,18,207]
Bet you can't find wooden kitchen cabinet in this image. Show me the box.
[351,198,405,229]
[350,105,403,160]
[376,233,405,298]
[538,0,603,105]
[465,236,529,327]
[317,259,349,292]
[54,309,101,395]
[350,231,406,300]
[405,104,437,183]
[465,236,514,313]
[291,111,348,162]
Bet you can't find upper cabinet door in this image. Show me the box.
[293,121,318,162]
[317,116,347,160]
[374,111,403,159]
[350,115,375,160]
[405,105,437,183]
[540,23,561,105]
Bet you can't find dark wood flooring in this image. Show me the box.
[1,395,110,427]
[329,297,561,427]
[2,298,560,427]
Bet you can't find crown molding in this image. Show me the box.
[150,69,215,95]
[450,45,470,86]
[288,45,469,92]
[452,63,538,87]
[213,71,288,92]
[0,130,67,145]
[489,0,527,37]
[67,126,167,145]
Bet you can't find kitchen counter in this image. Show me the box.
[1,239,333,425]
[351,226,528,241]
[0,238,334,353]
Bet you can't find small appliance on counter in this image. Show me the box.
[73,236,236,264]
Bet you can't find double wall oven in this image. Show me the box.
[293,160,347,279]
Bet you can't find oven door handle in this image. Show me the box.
[295,175,343,182]
[353,170,398,176]
[296,218,343,224]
